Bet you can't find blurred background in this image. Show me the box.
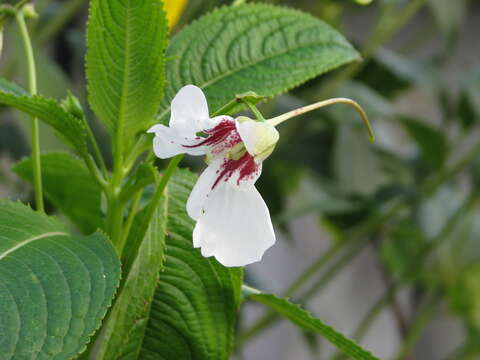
[1,0,480,359]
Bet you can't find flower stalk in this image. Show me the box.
[267,97,375,142]
[15,6,44,212]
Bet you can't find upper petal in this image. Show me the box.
[192,181,275,267]
[200,115,233,132]
[149,124,208,159]
[170,85,209,134]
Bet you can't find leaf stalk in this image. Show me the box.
[15,7,44,212]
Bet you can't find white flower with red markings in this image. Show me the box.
[149,85,374,267]
[148,85,279,267]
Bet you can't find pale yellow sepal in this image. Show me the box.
[236,116,279,161]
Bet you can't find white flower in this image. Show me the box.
[148,85,279,267]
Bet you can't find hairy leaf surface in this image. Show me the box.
[95,197,168,360]
[158,4,359,121]
[86,0,168,147]
[0,201,120,359]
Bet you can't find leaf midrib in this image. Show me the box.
[116,0,134,148]
[0,231,68,260]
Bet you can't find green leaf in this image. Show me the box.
[0,79,86,151]
[158,3,359,120]
[96,196,167,359]
[86,0,168,148]
[428,0,466,41]
[333,124,386,195]
[357,48,431,98]
[0,78,27,96]
[458,66,480,129]
[381,220,429,283]
[448,264,480,331]
[0,200,120,359]
[13,152,103,234]
[248,293,380,360]
[138,169,243,360]
[400,116,449,169]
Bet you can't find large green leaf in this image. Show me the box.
[13,152,103,234]
[0,79,86,151]
[157,3,359,121]
[0,200,120,359]
[95,196,167,360]
[248,293,380,360]
[138,169,243,360]
[86,0,168,147]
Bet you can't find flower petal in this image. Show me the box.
[236,119,279,159]
[192,181,275,267]
[200,115,233,132]
[149,124,208,159]
[170,85,209,134]
[186,159,223,220]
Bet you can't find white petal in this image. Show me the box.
[150,124,207,159]
[186,159,223,221]
[199,115,234,132]
[170,85,209,134]
[192,181,275,267]
[236,119,279,158]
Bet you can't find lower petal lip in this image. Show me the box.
[192,180,276,267]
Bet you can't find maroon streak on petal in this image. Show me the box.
[182,118,241,154]
[212,152,260,190]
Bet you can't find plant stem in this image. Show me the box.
[144,155,183,223]
[119,155,182,257]
[268,97,374,142]
[81,150,108,190]
[16,9,44,212]
[244,101,265,121]
[116,189,143,255]
[393,294,440,360]
[123,134,151,174]
[286,241,344,297]
[356,283,401,341]
[106,156,125,249]
[83,116,108,178]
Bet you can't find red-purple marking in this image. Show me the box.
[212,152,259,189]
[182,118,241,154]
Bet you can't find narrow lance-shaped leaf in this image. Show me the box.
[13,152,103,234]
[138,169,243,360]
[95,196,168,360]
[86,0,168,148]
[248,293,380,360]
[0,200,121,360]
[0,79,86,151]
[157,3,359,122]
